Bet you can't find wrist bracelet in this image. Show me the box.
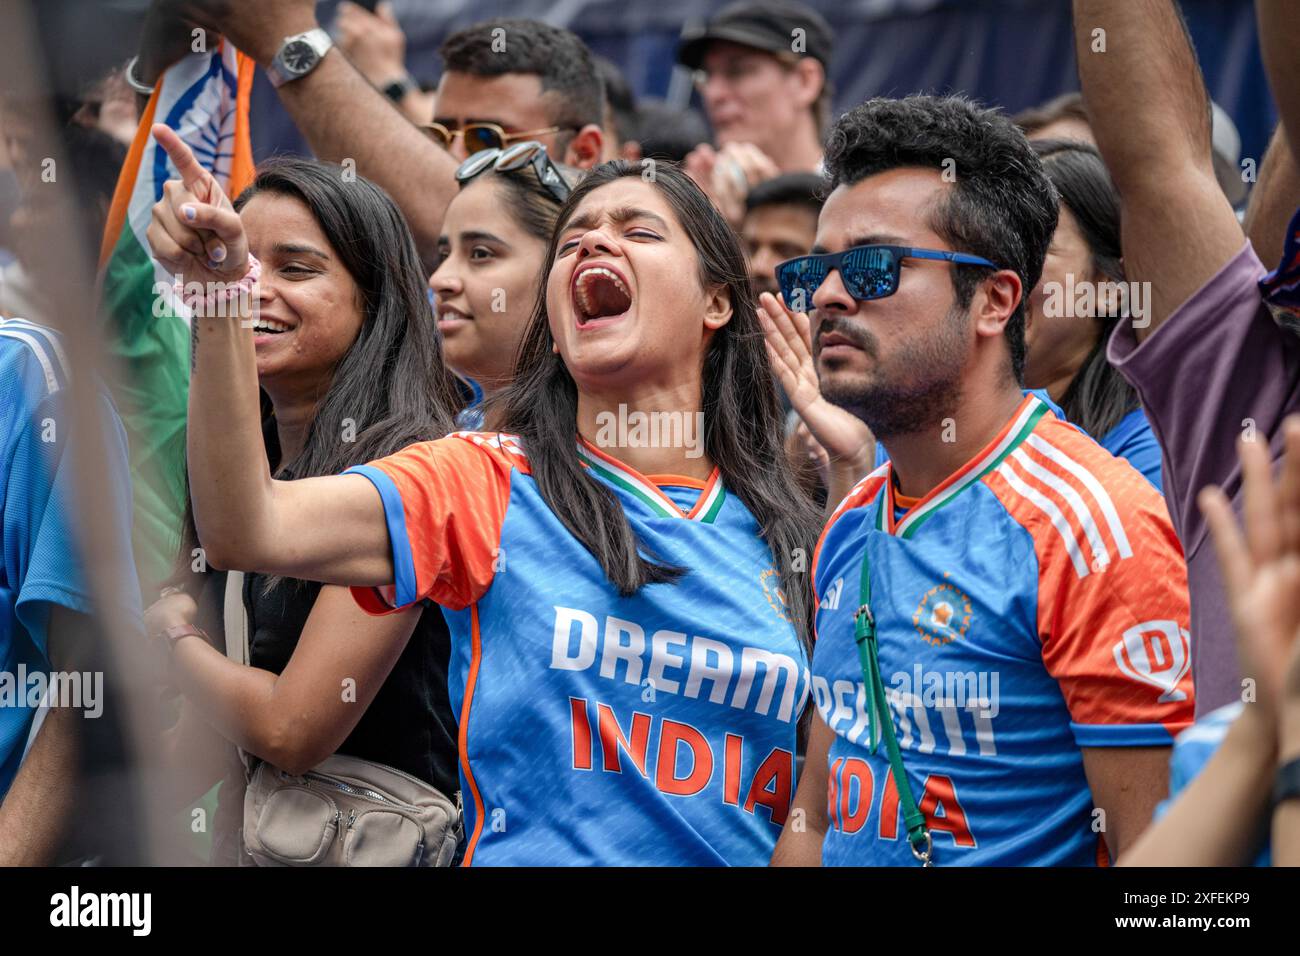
[159,624,208,651]
[175,253,262,317]
[124,55,154,95]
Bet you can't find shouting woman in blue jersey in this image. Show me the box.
[151,123,820,865]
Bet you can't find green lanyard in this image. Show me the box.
[853,547,934,866]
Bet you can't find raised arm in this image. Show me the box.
[1257,2,1300,165]
[146,124,392,584]
[161,586,421,775]
[1243,128,1300,268]
[1073,0,1245,342]
[1244,2,1300,269]
[137,0,456,267]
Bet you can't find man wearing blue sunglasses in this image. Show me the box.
[770,94,1194,868]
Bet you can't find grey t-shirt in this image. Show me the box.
[1108,240,1300,716]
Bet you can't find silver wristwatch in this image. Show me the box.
[267,28,333,88]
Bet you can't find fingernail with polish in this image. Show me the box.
[210,244,226,262]
[183,204,196,222]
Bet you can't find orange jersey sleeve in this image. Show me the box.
[345,432,523,614]
[985,423,1195,745]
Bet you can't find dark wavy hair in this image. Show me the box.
[823,95,1060,383]
[173,158,461,584]
[494,160,820,651]
[1031,139,1139,439]
[439,19,604,153]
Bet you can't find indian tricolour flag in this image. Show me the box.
[98,41,255,591]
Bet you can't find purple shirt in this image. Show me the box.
[1108,241,1300,716]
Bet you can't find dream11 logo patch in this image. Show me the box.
[1112,620,1191,703]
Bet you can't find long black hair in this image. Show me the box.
[1031,139,1139,439]
[494,160,821,651]
[232,158,461,477]
[173,158,460,583]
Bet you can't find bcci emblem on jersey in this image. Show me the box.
[761,567,793,624]
[912,579,973,647]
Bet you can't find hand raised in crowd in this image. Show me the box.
[144,123,249,289]
[160,0,319,67]
[684,141,779,227]
[1200,417,1300,741]
[335,1,408,88]
[758,290,876,499]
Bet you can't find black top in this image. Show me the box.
[240,573,460,797]
[228,413,460,794]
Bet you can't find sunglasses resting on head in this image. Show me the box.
[453,140,571,204]
[775,244,1001,310]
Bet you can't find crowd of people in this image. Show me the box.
[2,0,1299,868]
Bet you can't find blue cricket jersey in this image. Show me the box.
[348,432,808,865]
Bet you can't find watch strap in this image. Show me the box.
[1272,755,1300,806]
[382,75,416,102]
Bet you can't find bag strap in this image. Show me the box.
[853,545,933,866]
[222,571,255,779]
[223,570,250,665]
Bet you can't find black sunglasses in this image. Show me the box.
[775,244,1000,312]
[454,140,571,204]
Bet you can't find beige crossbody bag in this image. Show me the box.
[223,571,462,867]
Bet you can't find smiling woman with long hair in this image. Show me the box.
[143,147,464,864]
[161,126,820,865]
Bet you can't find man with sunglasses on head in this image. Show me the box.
[770,95,1194,866]
[130,4,602,270]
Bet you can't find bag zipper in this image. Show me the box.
[300,771,423,813]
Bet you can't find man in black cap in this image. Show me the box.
[678,0,832,168]
[677,0,833,224]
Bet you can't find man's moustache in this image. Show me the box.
[813,315,875,356]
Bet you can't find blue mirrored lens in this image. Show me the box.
[841,246,898,300]
[778,256,829,311]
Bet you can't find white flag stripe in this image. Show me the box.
[997,460,1091,578]
[1010,447,1109,569]
[1024,433,1133,558]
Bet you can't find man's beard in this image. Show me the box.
[816,304,968,440]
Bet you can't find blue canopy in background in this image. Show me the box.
[255,0,1276,173]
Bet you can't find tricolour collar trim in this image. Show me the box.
[576,439,725,522]
[881,394,1050,539]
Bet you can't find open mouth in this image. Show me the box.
[573,264,633,326]
[250,317,293,336]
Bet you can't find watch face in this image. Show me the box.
[282,40,318,74]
